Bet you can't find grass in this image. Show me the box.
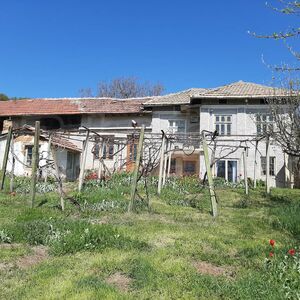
[0,176,299,299]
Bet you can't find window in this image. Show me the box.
[261,156,276,176]
[215,115,232,136]
[25,145,33,166]
[129,143,138,162]
[168,120,186,133]
[256,114,274,135]
[216,160,237,182]
[183,161,196,175]
[92,139,100,160]
[170,159,176,174]
[102,137,114,160]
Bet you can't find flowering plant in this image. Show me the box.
[265,239,300,299]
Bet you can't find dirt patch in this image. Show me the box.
[106,272,132,292]
[17,246,48,269]
[193,261,235,278]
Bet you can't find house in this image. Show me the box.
[0,81,292,187]
[0,125,81,180]
[144,81,289,187]
[0,97,152,180]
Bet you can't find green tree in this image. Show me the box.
[0,93,9,101]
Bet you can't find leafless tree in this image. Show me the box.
[79,77,164,98]
[251,1,300,185]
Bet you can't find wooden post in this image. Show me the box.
[243,147,249,195]
[10,137,15,193]
[30,121,40,208]
[162,140,168,186]
[128,125,145,212]
[202,132,218,217]
[98,139,105,179]
[0,126,13,191]
[157,132,166,196]
[44,134,52,183]
[266,136,270,194]
[284,152,290,188]
[78,130,90,192]
[167,144,172,178]
[253,140,258,189]
[51,145,65,211]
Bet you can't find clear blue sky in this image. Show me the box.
[0,0,298,98]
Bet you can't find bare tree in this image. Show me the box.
[251,1,300,185]
[79,77,164,98]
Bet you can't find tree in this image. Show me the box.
[79,77,164,98]
[0,93,9,101]
[252,1,300,185]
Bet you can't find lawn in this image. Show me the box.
[0,176,299,299]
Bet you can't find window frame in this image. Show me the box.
[215,114,232,136]
[256,114,274,135]
[261,156,276,176]
[102,136,115,160]
[168,119,186,134]
[25,145,34,167]
[215,159,238,182]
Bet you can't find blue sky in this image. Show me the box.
[0,0,298,98]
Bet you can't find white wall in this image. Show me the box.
[199,105,286,187]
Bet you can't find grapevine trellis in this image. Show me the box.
[0,122,275,217]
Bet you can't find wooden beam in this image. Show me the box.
[10,136,15,193]
[253,140,258,189]
[243,147,249,195]
[157,132,166,196]
[51,145,65,211]
[78,130,90,192]
[98,139,105,179]
[44,134,52,183]
[162,140,169,186]
[266,136,270,194]
[30,121,40,208]
[202,132,218,217]
[128,125,145,212]
[167,145,172,178]
[0,126,13,190]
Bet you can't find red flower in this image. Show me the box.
[288,249,296,256]
[269,239,275,247]
[269,252,274,257]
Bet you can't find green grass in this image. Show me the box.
[0,177,299,299]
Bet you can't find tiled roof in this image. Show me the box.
[0,98,148,117]
[191,81,286,98]
[50,135,81,152]
[144,81,287,106]
[144,88,207,106]
[17,126,81,152]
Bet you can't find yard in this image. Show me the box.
[0,176,299,299]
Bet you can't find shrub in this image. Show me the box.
[0,229,12,243]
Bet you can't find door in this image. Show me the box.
[216,160,237,182]
[126,137,138,172]
[67,152,77,181]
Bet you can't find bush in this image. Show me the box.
[0,229,12,243]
